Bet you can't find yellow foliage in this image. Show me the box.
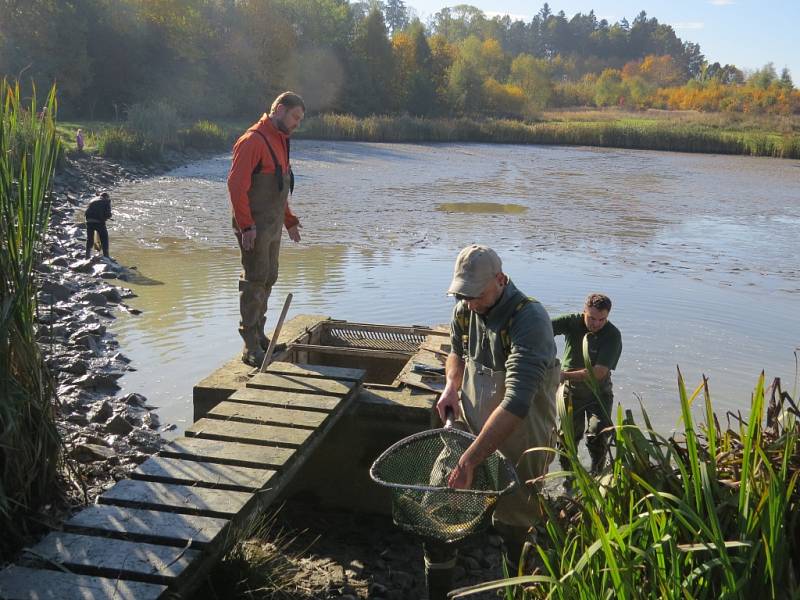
[640,55,683,87]
[654,81,800,114]
[482,78,526,117]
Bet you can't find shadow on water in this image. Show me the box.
[120,267,164,286]
[295,141,422,165]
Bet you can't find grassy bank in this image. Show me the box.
[57,119,236,163]
[59,110,800,161]
[0,82,62,560]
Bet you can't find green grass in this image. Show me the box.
[450,370,800,599]
[59,110,800,160]
[0,81,62,560]
[57,119,234,162]
[199,508,304,599]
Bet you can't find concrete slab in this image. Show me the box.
[193,314,329,420]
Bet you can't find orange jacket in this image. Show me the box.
[227,115,299,231]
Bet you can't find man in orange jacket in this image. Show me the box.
[227,91,304,366]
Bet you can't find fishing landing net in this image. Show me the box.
[370,427,518,543]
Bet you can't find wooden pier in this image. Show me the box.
[0,362,366,600]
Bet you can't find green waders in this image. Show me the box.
[235,170,288,366]
[423,356,559,596]
[558,379,614,475]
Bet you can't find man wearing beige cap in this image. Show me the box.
[426,244,559,598]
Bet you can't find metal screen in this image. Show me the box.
[325,325,427,353]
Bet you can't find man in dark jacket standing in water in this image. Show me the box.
[227,91,304,367]
[84,191,112,259]
[552,293,622,477]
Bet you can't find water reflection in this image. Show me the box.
[109,142,800,436]
[437,202,527,214]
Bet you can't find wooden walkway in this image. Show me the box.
[0,362,365,600]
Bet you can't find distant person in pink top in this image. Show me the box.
[76,129,84,153]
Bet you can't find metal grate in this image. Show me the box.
[325,326,426,353]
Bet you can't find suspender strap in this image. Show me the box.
[249,128,289,192]
[457,296,533,359]
[500,297,532,356]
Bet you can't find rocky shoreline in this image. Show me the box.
[37,152,191,506]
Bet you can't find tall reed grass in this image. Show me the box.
[452,371,800,598]
[297,113,800,159]
[0,82,62,559]
[97,119,229,162]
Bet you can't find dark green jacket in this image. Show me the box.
[551,313,622,373]
[450,280,557,418]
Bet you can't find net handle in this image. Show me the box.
[444,406,455,429]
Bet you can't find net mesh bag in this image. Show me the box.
[370,427,518,543]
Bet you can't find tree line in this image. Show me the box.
[1,0,796,120]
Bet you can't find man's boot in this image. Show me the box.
[257,316,270,351]
[424,542,457,600]
[425,561,455,600]
[257,318,288,354]
[240,327,266,367]
[587,435,608,475]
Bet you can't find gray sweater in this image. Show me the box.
[450,280,557,418]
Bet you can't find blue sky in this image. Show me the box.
[406,0,799,81]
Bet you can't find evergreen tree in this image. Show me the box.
[384,0,408,33]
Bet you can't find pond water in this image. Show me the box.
[108,141,800,437]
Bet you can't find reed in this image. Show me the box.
[96,126,160,163]
[452,372,800,598]
[0,81,62,559]
[297,113,800,159]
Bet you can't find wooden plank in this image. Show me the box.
[65,505,228,548]
[159,437,294,469]
[131,456,276,492]
[164,366,363,600]
[186,418,313,448]
[266,361,366,382]
[228,387,341,412]
[247,372,356,396]
[99,480,252,518]
[207,401,328,429]
[0,564,166,600]
[25,532,200,585]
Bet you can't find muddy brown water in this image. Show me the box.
[108,141,800,438]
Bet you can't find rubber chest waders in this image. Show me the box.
[235,131,291,355]
[458,304,559,529]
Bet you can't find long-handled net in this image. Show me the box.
[370,427,518,543]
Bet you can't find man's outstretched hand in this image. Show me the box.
[241,226,257,251]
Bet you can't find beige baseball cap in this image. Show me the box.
[447,245,502,297]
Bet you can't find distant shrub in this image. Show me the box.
[179,120,227,150]
[96,127,160,163]
[126,101,180,153]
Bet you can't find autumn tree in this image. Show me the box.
[509,54,553,113]
[594,68,625,107]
